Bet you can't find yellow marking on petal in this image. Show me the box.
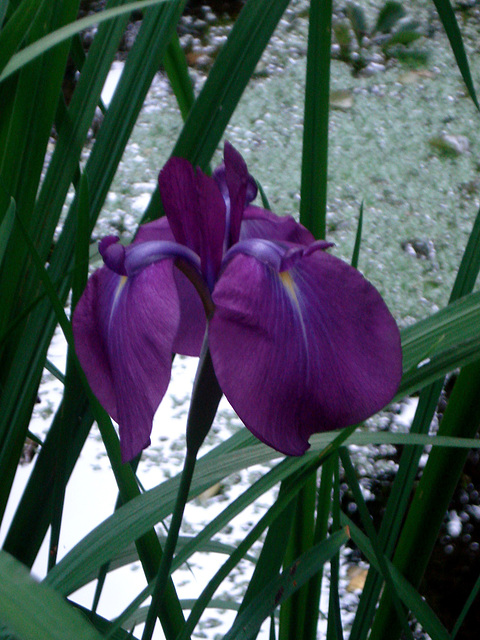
[279,269,310,374]
[114,275,128,302]
[108,275,128,333]
[111,275,128,316]
[279,270,300,307]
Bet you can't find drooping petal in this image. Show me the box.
[130,218,206,356]
[241,205,315,245]
[209,246,402,456]
[73,260,181,462]
[170,267,207,355]
[117,232,207,356]
[73,268,119,420]
[158,157,226,288]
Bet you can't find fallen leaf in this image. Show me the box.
[398,69,434,84]
[330,89,354,110]
[346,565,368,592]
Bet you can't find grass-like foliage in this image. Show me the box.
[0,0,479,638]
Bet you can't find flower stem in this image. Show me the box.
[141,450,197,640]
[141,341,222,640]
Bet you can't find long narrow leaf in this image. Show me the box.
[113,432,358,639]
[45,427,357,600]
[224,529,349,640]
[163,30,195,121]
[326,454,343,640]
[0,1,8,27]
[141,0,290,223]
[0,0,174,81]
[371,359,480,640]
[0,0,47,73]
[237,482,295,615]
[303,454,335,639]
[0,551,104,640]
[351,202,480,640]
[180,457,337,640]
[450,205,480,300]
[351,201,363,270]
[339,448,414,640]
[343,517,452,640]
[172,0,290,168]
[1,0,186,563]
[0,0,81,526]
[32,0,131,271]
[13,200,185,639]
[79,537,257,590]
[41,419,480,605]
[451,570,480,638]
[0,196,15,266]
[72,170,90,311]
[299,0,333,240]
[432,0,478,109]
[348,382,445,640]
[278,476,316,640]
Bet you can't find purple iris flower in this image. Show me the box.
[73,143,402,462]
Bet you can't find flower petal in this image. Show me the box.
[73,260,180,462]
[135,216,174,243]
[213,144,258,248]
[223,142,258,246]
[129,218,206,356]
[170,268,207,355]
[209,248,402,456]
[241,205,315,245]
[158,157,226,288]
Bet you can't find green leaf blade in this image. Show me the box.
[0,551,105,640]
[432,0,478,109]
[224,529,349,640]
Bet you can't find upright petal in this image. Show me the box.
[134,216,174,243]
[73,260,180,462]
[213,143,258,249]
[209,246,402,456]
[213,143,257,208]
[223,142,258,246]
[158,157,226,289]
